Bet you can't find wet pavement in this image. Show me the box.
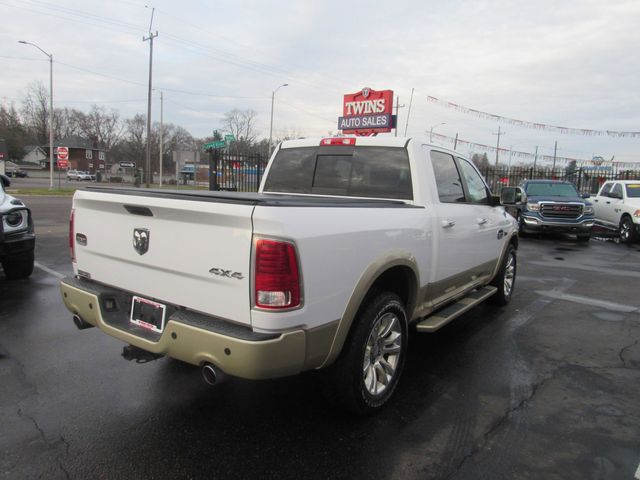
[1,195,639,479]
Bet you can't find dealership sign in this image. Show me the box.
[338,88,394,135]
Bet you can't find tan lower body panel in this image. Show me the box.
[60,280,338,380]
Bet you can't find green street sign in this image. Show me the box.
[224,134,235,142]
[203,140,226,150]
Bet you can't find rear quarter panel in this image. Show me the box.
[250,204,432,332]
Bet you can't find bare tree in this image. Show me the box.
[0,103,27,159]
[21,81,49,144]
[54,107,83,140]
[157,123,195,170]
[118,114,146,168]
[221,109,258,144]
[77,105,123,150]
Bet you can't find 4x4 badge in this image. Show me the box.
[133,228,150,255]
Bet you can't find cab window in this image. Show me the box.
[599,182,613,196]
[430,151,465,203]
[457,158,489,204]
[610,183,623,199]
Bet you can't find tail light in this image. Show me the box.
[320,137,356,146]
[69,208,75,262]
[254,239,301,309]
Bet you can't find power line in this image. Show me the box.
[0,0,141,36]
[4,0,350,93]
[277,99,336,126]
[53,60,265,100]
[0,55,48,62]
[55,61,148,87]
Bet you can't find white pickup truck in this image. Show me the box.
[591,180,640,243]
[60,137,518,413]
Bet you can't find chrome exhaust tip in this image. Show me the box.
[73,314,94,330]
[202,363,226,386]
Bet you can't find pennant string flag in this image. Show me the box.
[427,96,640,139]
[431,132,640,168]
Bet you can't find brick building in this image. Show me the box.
[41,137,108,173]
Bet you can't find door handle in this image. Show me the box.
[606,201,611,204]
[477,218,488,225]
[441,219,456,228]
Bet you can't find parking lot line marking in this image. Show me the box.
[34,262,65,280]
[535,290,638,313]
[635,461,640,479]
[530,261,640,279]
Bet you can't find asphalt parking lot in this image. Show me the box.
[1,194,639,480]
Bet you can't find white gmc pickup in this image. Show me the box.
[60,136,518,413]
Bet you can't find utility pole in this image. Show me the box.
[143,7,158,188]
[159,90,163,187]
[492,126,505,167]
[454,133,459,150]
[394,95,405,137]
[403,88,414,136]
[552,140,557,170]
[533,146,538,170]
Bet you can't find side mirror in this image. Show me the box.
[489,195,501,207]
[0,174,10,188]
[500,186,525,205]
[581,193,591,199]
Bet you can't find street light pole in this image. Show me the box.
[19,40,54,190]
[268,83,288,157]
[429,122,446,143]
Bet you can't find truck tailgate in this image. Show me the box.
[72,189,254,326]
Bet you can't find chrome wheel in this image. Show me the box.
[504,252,515,297]
[362,312,402,396]
[620,218,633,243]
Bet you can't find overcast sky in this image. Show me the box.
[2,0,639,165]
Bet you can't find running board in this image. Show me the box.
[415,286,498,332]
[592,221,619,238]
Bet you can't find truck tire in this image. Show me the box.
[619,216,636,244]
[576,234,591,242]
[323,292,408,415]
[517,217,528,238]
[489,245,516,306]
[2,252,35,280]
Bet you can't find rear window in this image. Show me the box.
[264,146,413,200]
[625,184,640,198]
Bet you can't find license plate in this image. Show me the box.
[130,296,167,333]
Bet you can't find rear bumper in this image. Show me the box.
[520,216,594,234]
[59,277,337,380]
